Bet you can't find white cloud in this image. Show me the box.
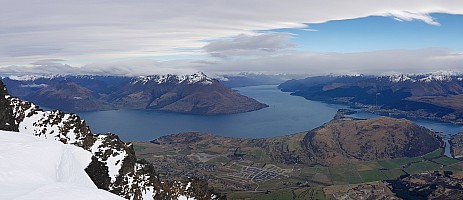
[383,11,440,25]
[300,29,319,32]
[31,59,67,66]
[203,33,295,57]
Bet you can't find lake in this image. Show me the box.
[78,85,344,141]
[78,85,463,156]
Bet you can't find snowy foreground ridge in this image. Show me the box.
[0,130,124,200]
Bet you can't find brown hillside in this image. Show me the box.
[303,117,441,165]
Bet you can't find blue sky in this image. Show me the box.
[271,14,463,52]
[1,1,463,75]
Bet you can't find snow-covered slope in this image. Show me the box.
[0,130,124,200]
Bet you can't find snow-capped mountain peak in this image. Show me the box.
[133,72,214,85]
[418,74,453,82]
[179,72,213,85]
[387,74,416,83]
[415,71,462,82]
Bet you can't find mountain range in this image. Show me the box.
[0,72,268,114]
[279,72,463,124]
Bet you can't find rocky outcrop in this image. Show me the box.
[0,81,18,131]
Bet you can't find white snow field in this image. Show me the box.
[0,130,124,200]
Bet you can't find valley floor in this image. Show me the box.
[134,138,463,199]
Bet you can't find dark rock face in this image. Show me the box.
[0,80,18,131]
[85,156,111,190]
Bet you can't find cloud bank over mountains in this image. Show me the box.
[1,48,462,76]
[203,33,295,57]
[1,0,463,75]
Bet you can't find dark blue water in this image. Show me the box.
[78,85,463,156]
[77,85,344,141]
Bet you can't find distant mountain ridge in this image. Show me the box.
[279,72,463,124]
[1,72,268,114]
[217,72,307,88]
